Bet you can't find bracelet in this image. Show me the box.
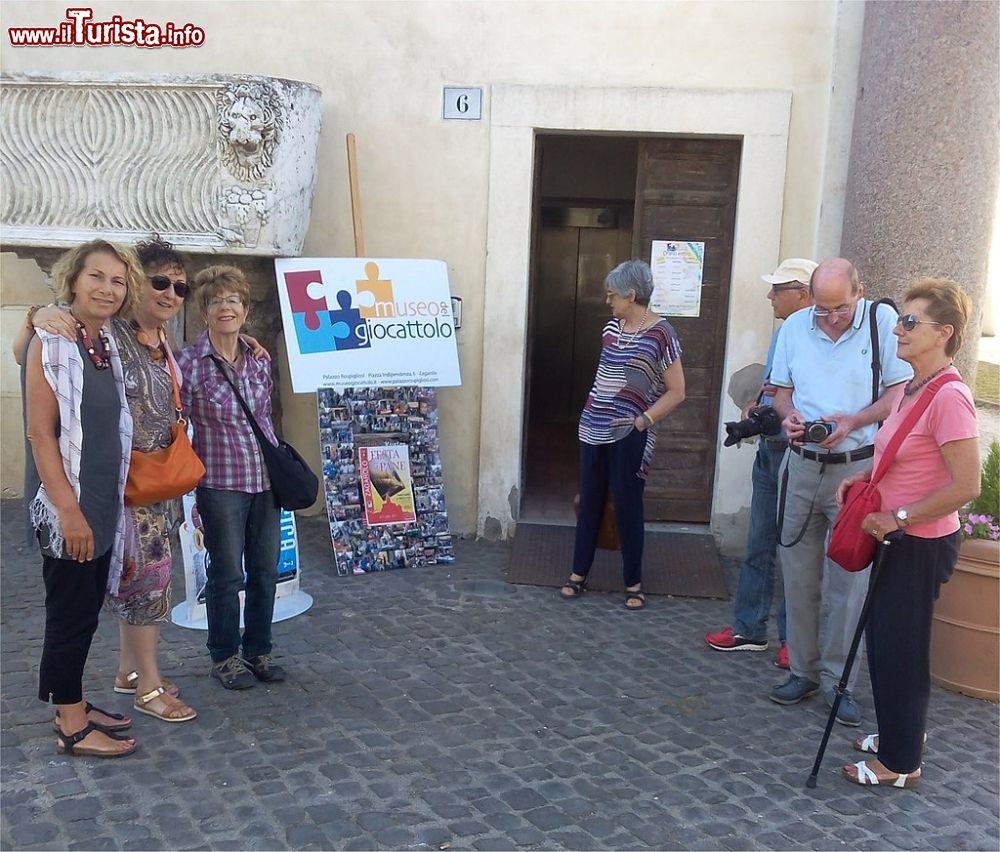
[641,411,655,428]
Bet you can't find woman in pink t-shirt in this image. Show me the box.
[835,278,980,790]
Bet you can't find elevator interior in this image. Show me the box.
[520,135,639,524]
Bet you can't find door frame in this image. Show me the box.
[477,84,792,540]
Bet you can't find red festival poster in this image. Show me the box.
[359,444,417,527]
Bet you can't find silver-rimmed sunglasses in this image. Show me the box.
[895,313,943,331]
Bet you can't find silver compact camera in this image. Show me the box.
[803,420,834,443]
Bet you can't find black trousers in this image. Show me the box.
[865,531,958,773]
[572,429,647,588]
[38,549,111,705]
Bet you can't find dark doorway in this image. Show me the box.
[520,135,638,524]
[521,134,741,526]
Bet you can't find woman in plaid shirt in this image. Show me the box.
[176,266,286,691]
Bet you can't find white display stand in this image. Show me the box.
[171,493,313,630]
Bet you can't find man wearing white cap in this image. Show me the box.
[767,258,911,726]
[705,258,815,667]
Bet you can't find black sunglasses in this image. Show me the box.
[149,275,190,299]
[896,313,942,332]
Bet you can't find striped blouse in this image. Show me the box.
[578,318,682,478]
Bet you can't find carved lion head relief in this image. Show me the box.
[217,81,282,183]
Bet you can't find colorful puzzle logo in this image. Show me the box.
[284,262,396,354]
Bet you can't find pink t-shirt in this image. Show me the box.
[874,371,979,539]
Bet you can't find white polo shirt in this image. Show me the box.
[770,299,912,451]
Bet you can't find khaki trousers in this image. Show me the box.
[777,450,871,692]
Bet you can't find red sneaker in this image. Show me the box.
[705,626,733,648]
[774,641,790,669]
[704,626,768,652]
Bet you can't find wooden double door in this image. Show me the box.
[528,136,741,524]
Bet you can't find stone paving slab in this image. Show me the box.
[1,498,998,851]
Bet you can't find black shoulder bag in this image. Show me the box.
[868,297,898,427]
[210,356,319,511]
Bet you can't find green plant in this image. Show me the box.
[961,440,1000,541]
[968,440,999,518]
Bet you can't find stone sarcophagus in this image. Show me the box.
[0,72,322,255]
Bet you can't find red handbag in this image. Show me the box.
[827,373,960,571]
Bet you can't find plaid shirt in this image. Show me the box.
[176,332,279,493]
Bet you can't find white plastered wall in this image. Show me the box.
[0,1,861,539]
[477,85,791,542]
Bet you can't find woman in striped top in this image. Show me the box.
[561,260,685,609]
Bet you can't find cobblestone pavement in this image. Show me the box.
[2,498,998,851]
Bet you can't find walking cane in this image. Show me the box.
[805,529,905,788]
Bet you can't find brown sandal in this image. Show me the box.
[56,722,136,758]
[114,671,180,697]
[134,687,197,723]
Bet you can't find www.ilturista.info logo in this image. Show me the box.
[284,262,454,355]
[8,8,205,48]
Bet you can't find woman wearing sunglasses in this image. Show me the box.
[21,240,141,757]
[17,238,205,724]
[836,278,980,789]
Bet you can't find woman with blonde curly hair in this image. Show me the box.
[22,240,142,757]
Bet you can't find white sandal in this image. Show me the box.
[843,759,921,788]
[853,732,927,755]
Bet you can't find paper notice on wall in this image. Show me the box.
[650,240,705,317]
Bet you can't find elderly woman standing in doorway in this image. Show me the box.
[561,259,686,609]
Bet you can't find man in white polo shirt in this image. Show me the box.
[768,258,911,725]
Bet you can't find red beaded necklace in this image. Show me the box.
[75,320,111,371]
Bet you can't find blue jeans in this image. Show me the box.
[732,443,787,642]
[196,487,281,663]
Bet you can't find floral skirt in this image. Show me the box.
[104,504,173,625]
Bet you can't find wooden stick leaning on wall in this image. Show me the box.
[346,133,365,258]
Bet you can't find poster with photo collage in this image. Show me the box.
[317,386,455,576]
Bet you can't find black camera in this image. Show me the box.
[803,420,834,443]
[723,405,783,447]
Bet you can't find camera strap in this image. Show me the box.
[776,457,826,549]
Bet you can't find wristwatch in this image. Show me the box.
[894,508,910,528]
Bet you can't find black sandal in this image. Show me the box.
[560,575,587,598]
[56,722,136,758]
[624,590,645,610]
[53,701,132,734]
